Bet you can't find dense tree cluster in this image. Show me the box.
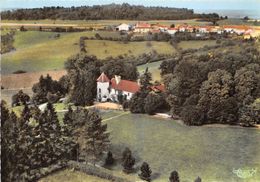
[161,42,260,126]
[101,58,138,81]
[1,101,75,181]
[129,68,167,114]
[1,3,219,21]
[32,74,67,104]
[65,53,103,106]
[1,100,110,181]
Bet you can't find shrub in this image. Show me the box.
[139,162,152,181]
[13,70,27,74]
[12,90,30,106]
[169,170,180,182]
[105,151,114,166]
[122,153,135,174]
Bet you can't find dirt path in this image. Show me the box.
[102,112,130,122]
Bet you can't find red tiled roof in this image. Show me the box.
[111,78,140,93]
[223,25,250,30]
[136,22,151,28]
[168,28,178,30]
[152,24,169,28]
[97,72,110,82]
[151,84,165,92]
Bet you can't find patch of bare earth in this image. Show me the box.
[1,70,66,89]
[93,102,122,110]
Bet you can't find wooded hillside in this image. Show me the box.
[1,3,219,20]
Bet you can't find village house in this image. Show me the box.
[152,24,169,32]
[116,23,131,31]
[167,27,178,35]
[133,22,152,33]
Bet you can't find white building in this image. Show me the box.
[116,23,131,31]
[167,28,178,35]
[133,22,152,33]
[96,73,140,102]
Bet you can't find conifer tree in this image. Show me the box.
[82,110,110,165]
[139,162,152,181]
[21,103,31,121]
[122,152,135,173]
[169,171,180,182]
[194,176,202,182]
[1,107,20,182]
[122,147,132,161]
[62,106,77,160]
[105,151,115,166]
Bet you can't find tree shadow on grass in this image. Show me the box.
[151,172,161,180]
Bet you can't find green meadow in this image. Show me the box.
[177,40,217,50]
[137,61,163,81]
[85,40,174,59]
[100,110,260,182]
[43,109,260,182]
[1,31,174,74]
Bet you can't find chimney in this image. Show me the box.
[137,79,141,86]
[115,75,121,85]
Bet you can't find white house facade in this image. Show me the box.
[116,23,131,31]
[96,73,140,102]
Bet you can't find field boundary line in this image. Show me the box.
[102,111,130,122]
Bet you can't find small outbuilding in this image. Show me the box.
[116,23,131,31]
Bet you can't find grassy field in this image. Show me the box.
[39,169,110,182]
[98,110,260,182]
[85,40,174,59]
[218,18,260,26]
[9,104,260,182]
[1,31,174,74]
[137,61,163,81]
[177,40,217,50]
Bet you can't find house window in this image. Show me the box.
[99,88,101,93]
[128,93,130,96]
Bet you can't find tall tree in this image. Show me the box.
[81,110,110,165]
[198,69,237,124]
[122,152,135,173]
[65,53,102,106]
[101,59,138,81]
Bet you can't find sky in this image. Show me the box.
[1,0,259,10]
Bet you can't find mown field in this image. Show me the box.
[39,109,260,182]
[101,110,260,182]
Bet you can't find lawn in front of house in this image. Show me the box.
[10,105,260,182]
[100,110,260,182]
